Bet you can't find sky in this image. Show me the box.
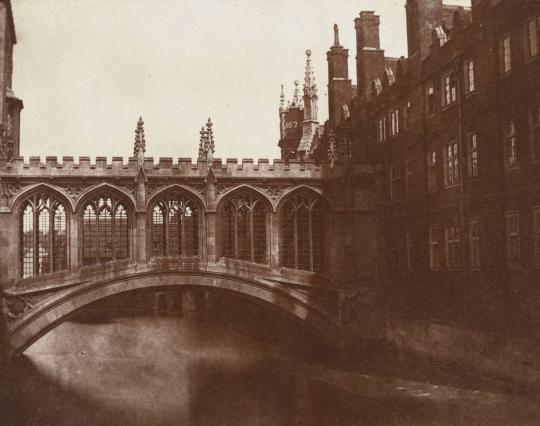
[11,0,471,161]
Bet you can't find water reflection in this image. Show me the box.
[2,289,540,425]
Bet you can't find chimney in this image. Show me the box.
[327,24,352,126]
[355,11,385,100]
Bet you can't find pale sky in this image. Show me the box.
[11,0,470,161]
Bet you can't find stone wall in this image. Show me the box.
[387,317,540,388]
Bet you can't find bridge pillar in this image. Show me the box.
[270,212,280,270]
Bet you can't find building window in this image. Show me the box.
[468,219,480,269]
[426,84,435,116]
[390,107,400,136]
[427,151,437,191]
[499,35,512,74]
[281,191,324,273]
[405,160,412,197]
[444,141,459,186]
[20,192,68,278]
[505,211,520,268]
[442,71,457,107]
[151,189,200,257]
[429,227,440,270]
[404,99,412,129]
[373,78,383,96]
[530,103,540,159]
[533,207,540,267]
[82,193,129,266]
[220,190,268,264]
[526,17,540,59]
[445,223,462,269]
[504,120,517,168]
[389,163,401,202]
[465,59,475,93]
[469,133,479,178]
[377,116,387,142]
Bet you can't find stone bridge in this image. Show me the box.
[1,155,381,358]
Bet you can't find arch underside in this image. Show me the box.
[7,272,341,358]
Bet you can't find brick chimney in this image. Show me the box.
[355,11,385,100]
[327,24,352,126]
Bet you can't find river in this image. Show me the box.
[2,290,539,425]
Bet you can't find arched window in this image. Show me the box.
[151,189,200,257]
[280,191,324,273]
[82,193,129,265]
[20,192,68,278]
[219,190,268,264]
[373,78,382,96]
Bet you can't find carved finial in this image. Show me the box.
[327,129,337,169]
[280,84,286,111]
[133,116,146,162]
[333,24,340,46]
[198,126,207,159]
[291,80,301,107]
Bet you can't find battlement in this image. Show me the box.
[0,155,375,179]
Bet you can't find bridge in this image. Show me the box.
[0,145,381,358]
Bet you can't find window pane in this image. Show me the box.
[53,204,67,272]
[115,205,128,259]
[22,204,34,278]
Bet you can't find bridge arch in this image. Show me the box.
[7,272,340,358]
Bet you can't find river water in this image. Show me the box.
[2,290,540,425]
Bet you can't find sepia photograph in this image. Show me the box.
[1,0,540,424]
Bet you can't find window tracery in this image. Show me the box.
[280,191,324,272]
[20,192,67,278]
[82,193,129,265]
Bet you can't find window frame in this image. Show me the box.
[426,83,435,117]
[427,151,438,192]
[525,17,540,60]
[468,133,479,178]
[504,120,518,169]
[468,218,481,269]
[441,70,458,107]
[505,210,521,269]
[429,226,440,270]
[390,107,400,137]
[445,222,462,270]
[444,141,460,187]
[465,58,475,94]
[530,102,540,161]
[499,34,512,75]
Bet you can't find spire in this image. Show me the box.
[133,116,146,163]
[280,84,286,111]
[303,50,317,100]
[333,24,341,47]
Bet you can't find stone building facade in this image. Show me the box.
[316,0,540,335]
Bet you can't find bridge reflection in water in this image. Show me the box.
[3,289,540,426]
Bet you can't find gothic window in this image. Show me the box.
[220,190,268,264]
[82,193,129,265]
[280,191,324,273]
[20,192,68,278]
[151,189,200,257]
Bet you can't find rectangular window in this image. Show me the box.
[530,103,540,159]
[442,71,457,106]
[378,116,387,142]
[445,223,462,269]
[526,17,539,59]
[533,207,540,267]
[426,84,435,116]
[429,227,440,270]
[427,151,437,191]
[469,133,478,178]
[404,100,412,129]
[405,160,412,197]
[506,211,520,268]
[444,141,459,186]
[465,59,475,93]
[390,107,400,136]
[389,163,400,202]
[499,35,512,74]
[468,219,480,269]
[504,120,517,168]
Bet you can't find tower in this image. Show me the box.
[405,0,444,61]
[327,24,352,127]
[355,11,385,100]
[278,81,304,161]
[0,0,23,161]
